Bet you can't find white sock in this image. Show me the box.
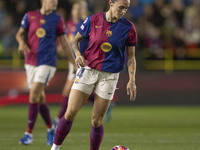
[47,124,55,132]
[25,132,33,138]
[54,117,60,123]
[51,143,61,150]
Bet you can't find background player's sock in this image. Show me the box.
[39,102,53,128]
[26,103,40,133]
[90,124,104,150]
[57,97,69,119]
[53,116,73,145]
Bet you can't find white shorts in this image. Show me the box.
[72,66,119,100]
[67,62,76,81]
[25,64,56,89]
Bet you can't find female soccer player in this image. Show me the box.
[51,0,137,149]
[16,0,76,145]
[53,1,89,125]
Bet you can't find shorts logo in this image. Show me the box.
[106,30,112,37]
[75,78,80,83]
[101,42,112,52]
[36,27,46,38]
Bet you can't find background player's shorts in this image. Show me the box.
[67,62,76,81]
[72,66,119,100]
[25,64,56,89]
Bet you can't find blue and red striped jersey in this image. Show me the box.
[79,12,137,73]
[21,10,65,67]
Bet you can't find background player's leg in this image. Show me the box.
[90,94,111,150]
[57,80,74,119]
[52,90,89,150]
[39,91,55,145]
[53,62,75,126]
[19,82,45,145]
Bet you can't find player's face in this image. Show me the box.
[44,0,58,11]
[111,0,130,19]
[71,3,82,20]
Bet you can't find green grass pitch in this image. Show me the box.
[0,105,200,150]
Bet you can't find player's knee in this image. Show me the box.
[29,90,41,103]
[64,109,77,121]
[91,116,103,128]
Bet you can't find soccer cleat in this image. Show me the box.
[19,132,33,145]
[47,127,55,145]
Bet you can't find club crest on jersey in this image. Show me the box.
[36,27,46,38]
[40,19,46,25]
[106,30,112,37]
[101,42,112,52]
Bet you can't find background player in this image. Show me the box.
[53,1,90,125]
[16,0,76,145]
[51,0,137,149]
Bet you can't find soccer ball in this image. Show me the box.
[111,145,130,150]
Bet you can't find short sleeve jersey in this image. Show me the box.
[79,12,137,73]
[21,10,65,67]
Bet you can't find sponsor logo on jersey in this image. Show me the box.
[95,25,103,28]
[40,19,46,25]
[101,42,112,52]
[36,27,46,38]
[31,16,36,19]
[106,30,112,37]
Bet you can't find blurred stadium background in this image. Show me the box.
[0,0,200,150]
[0,0,200,105]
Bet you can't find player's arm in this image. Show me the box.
[59,34,76,67]
[16,27,29,56]
[72,32,87,67]
[126,46,136,101]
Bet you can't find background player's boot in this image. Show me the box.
[53,117,59,129]
[47,127,55,145]
[19,132,33,145]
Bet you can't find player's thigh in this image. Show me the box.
[29,82,45,103]
[91,94,111,127]
[65,89,90,121]
[62,79,74,97]
[25,64,36,89]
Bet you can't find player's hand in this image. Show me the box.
[18,42,30,56]
[126,80,136,101]
[75,53,87,67]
